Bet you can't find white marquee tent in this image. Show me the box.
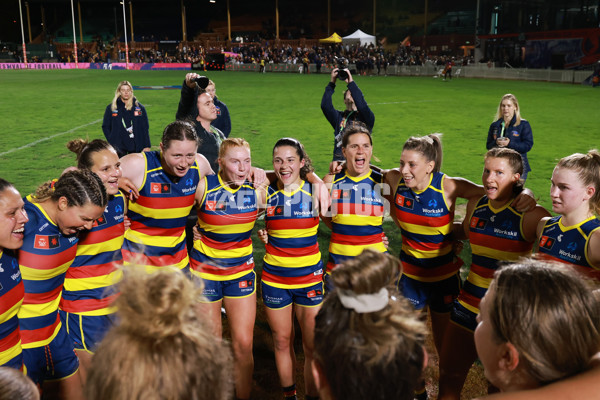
[342,29,376,46]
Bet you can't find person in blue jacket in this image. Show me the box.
[206,79,231,138]
[102,81,151,158]
[486,93,533,180]
[321,68,375,166]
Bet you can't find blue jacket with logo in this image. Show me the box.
[102,98,150,158]
[486,116,533,173]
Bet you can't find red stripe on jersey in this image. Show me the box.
[59,293,119,313]
[470,231,533,252]
[0,283,24,314]
[18,247,78,271]
[330,232,383,246]
[199,210,257,226]
[262,270,323,286]
[201,236,252,250]
[326,261,337,273]
[395,208,452,227]
[65,261,118,279]
[129,222,183,237]
[458,290,481,309]
[23,285,63,305]
[469,263,496,279]
[332,202,384,217]
[191,260,253,276]
[80,223,124,244]
[267,217,318,230]
[402,259,461,278]
[403,237,448,252]
[136,194,195,209]
[265,243,320,257]
[0,329,20,352]
[20,314,60,344]
[538,253,600,280]
[122,247,188,267]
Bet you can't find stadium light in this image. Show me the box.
[70,0,78,68]
[120,0,130,69]
[210,0,215,3]
[18,0,28,65]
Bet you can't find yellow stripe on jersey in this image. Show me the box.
[0,300,23,322]
[192,268,252,282]
[75,306,118,317]
[264,253,321,268]
[261,280,319,290]
[76,236,124,256]
[123,230,185,248]
[198,220,256,235]
[194,242,252,259]
[0,341,23,365]
[19,297,62,319]
[401,243,453,259]
[458,300,480,315]
[466,272,493,289]
[268,226,318,239]
[329,242,387,257]
[124,257,190,272]
[470,243,531,261]
[398,220,453,236]
[20,263,71,281]
[64,270,122,292]
[21,324,61,349]
[128,202,192,220]
[333,214,383,227]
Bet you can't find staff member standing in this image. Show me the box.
[321,67,375,166]
[102,81,151,158]
[486,93,533,181]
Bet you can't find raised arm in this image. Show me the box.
[347,81,375,130]
[175,73,199,120]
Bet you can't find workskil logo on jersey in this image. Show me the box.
[34,234,60,249]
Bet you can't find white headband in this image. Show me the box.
[337,287,389,313]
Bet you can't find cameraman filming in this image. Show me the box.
[175,72,225,172]
[321,63,375,166]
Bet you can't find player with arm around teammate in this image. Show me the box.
[437,148,550,400]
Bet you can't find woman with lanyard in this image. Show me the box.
[0,179,28,371]
[258,137,324,400]
[102,81,151,158]
[59,139,126,379]
[18,170,106,399]
[486,94,533,181]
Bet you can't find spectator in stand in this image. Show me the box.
[205,79,231,138]
[321,67,375,168]
[176,73,225,172]
[102,81,151,158]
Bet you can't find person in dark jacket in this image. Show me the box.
[102,81,151,158]
[176,73,225,173]
[205,80,231,138]
[321,68,375,166]
[486,94,534,181]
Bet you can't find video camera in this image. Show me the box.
[335,57,349,81]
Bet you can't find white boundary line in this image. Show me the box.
[0,119,102,158]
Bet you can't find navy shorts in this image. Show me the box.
[398,273,461,313]
[450,301,478,331]
[59,310,115,352]
[262,281,324,309]
[200,271,256,302]
[23,326,79,384]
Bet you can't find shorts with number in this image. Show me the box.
[23,326,79,384]
[398,273,461,313]
[59,310,115,353]
[262,281,324,309]
[200,271,256,302]
[450,301,478,332]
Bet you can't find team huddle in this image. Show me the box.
[0,72,599,400]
